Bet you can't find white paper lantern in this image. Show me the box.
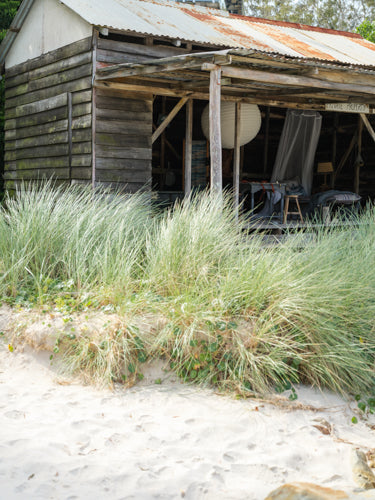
[201,102,261,149]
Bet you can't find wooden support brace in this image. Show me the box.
[152,96,189,144]
[334,132,357,181]
[360,113,375,142]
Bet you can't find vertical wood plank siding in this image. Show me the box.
[3,38,93,192]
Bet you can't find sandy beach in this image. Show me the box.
[1,340,375,500]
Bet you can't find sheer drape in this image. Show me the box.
[271,109,322,195]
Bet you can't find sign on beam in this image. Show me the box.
[325,103,369,113]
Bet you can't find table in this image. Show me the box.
[242,182,287,222]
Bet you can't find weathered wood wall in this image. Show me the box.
[3,34,205,194]
[94,37,163,192]
[4,37,93,193]
[94,87,152,192]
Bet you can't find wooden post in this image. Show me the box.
[67,92,73,185]
[91,29,99,189]
[209,66,222,197]
[354,116,363,195]
[233,101,241,219]
[185,98,193,197]
[331,113,338,189]
[263,106,270,175]
[160,97,166,189]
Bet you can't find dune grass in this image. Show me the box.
[0,183,374,396]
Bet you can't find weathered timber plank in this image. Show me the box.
[4,161,16,172]
[71,167,92,180]
[5,180,67,193]
[5,64,93,99]
[71,155,92,167]
[5,144,69,161]
[95,132,151,148]
[96,108,150,121]
[96,95,152,112]
[6,38,92,78]
[96,50,150,66]
[5,52,93,90]
[72,90,92,105]
[14,93,68,119]
[72,129,92,143]
[72,114,92,130]
[96,119,151,135]
[71,142,92,155]
[96,145,151,160]
[11,157,70,171]
[5,131,69,151]
[5,118,68,140]
[4,168,70,181]
[97,38,187,58]
[95,157,151,170]
[5,77,92,110]
[95,168,149,183]
[4,129,16,140]
[95,87,152,101]
[73,102,92,118]
[5,107,68,131]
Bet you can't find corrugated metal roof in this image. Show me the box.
[59,0,375,66]
[2,0,375,71]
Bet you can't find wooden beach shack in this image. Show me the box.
[2,0,375,216]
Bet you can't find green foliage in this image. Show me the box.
[356,18,375,42]
[355,394,375,415]
[244,0,375,31]
[0,1,21,42]
[0,1,21,196]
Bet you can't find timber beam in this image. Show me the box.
[201,63,375,96]
[96,54,232,81]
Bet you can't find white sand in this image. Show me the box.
[0,342,374,500]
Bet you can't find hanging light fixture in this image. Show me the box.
[201,102,261,149]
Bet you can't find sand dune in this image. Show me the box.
[0,342,374,499]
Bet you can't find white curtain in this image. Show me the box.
[271,109,322,195]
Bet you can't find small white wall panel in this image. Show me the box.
[6,0,92,68]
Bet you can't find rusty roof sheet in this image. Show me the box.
[59,0,375,66]
[2,0,375,71]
